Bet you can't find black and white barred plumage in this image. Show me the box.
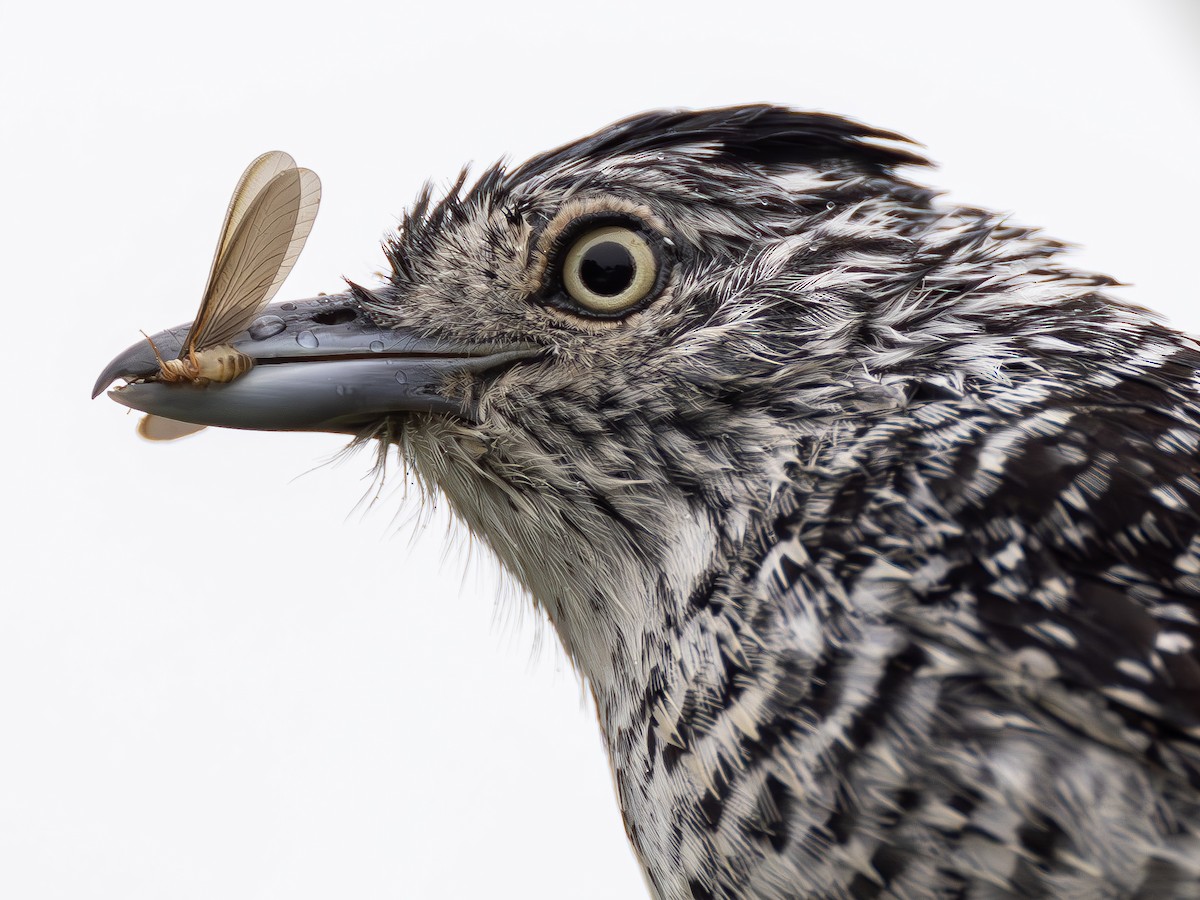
[127,107,1200,897]
[357,107,1200,898]
[340,107,1200,898]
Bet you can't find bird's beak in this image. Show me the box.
[93,291,536,434]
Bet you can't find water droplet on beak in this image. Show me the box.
[248,315,286,340]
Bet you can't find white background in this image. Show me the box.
[3,1,1198,897]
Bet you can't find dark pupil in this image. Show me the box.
[578,241,635,296]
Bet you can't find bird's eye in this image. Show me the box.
[561,226,658,314]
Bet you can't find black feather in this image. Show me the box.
[515,104,928,179]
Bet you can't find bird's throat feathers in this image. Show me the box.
[394,398,796,690]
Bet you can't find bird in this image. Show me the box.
[95,105,1200,898]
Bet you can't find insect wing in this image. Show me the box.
[200,150,297,298]
[137,415,207,441]
[185,166,321,351]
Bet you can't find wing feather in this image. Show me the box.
[768,376,1200,781]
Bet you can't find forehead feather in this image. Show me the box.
[507,104,926,188]
[380,105,929,303]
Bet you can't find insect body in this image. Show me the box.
[148,150,322,385]
[147,340,254,385]
[172,346,253,384]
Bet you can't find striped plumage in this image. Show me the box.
[352,107,1200,897]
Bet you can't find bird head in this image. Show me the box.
[99,106,1051,676]
[352,108,938,667]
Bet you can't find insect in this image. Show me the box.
[144,151,321,384]
[137,151,321,439]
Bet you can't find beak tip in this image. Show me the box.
[92,374,113,400]
[93,346,143,400]
[94,335,168,400]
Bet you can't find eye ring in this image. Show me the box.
[561,225,658,314]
